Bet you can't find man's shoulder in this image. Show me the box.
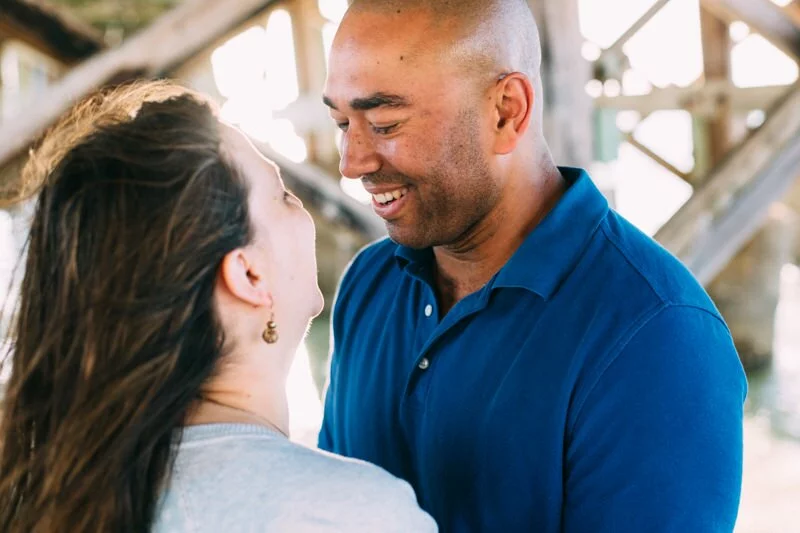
[593,210,719,316]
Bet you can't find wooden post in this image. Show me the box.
[700,0,800,59]
[695,8,796,370]
[707,209,798,370]
[526,0,593,168]
[0,0,284,170]
[287,0,339,169]
[696,7,732,176]
[0,0,104,65]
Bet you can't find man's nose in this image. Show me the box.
[339,128,381,179]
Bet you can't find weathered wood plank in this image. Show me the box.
[701,0,800,58]
[527,0,593,167]
[0,0,103,64]
[699,6,732,167]
[655,83,800,260]
[597,0,672,64]
[684,133,800,284]
[594,82,787,115]
[0,0,280,170]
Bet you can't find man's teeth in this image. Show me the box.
[373,187,409,205]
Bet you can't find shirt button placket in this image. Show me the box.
[417,304,434,374]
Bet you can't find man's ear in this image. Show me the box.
[492,72,535,155]
[219,248,272,308]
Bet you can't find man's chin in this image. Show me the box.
[386,223,434,250]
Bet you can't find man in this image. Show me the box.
[319,1,747,531]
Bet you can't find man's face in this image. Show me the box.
[324,11,501,249]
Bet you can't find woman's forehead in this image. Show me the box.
[218,123,280,187]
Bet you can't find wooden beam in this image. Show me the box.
[593,82,787,115]
[0,0,382,241]
[254,140,386,240]
[783,1,800,29]
[626,135,691,182]
[655,83,800,259]
[527,0,593,167]
[0,0,104,64]
[597,0,672,64]
[0,0,280,170]
[699,7,732,170]
[682,129,800,284]
[289,0,327,103]
[700,0,800,59]
[286,0,339,167]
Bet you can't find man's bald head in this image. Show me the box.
[324,0,553,249]
[345,0,542,86]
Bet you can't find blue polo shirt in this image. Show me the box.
[319,168,747,533]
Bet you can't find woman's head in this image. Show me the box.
[0,81,321,532]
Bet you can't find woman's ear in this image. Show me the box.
[219,248,272,307]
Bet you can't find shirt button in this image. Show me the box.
[418,358,430,370]
[424,304,433,317]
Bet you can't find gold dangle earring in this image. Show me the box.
[262,313,279,344]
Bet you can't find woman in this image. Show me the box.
[0,81,436,533]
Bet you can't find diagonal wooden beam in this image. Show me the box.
[255,141,386,241]
[780,0,800,29]
[625,135,692,182]
[0,0,280,170]
[597,0,672,64]
[0,0,104,64]
[700,0,800,59]
[0,0,381,240]
[655,83,800,262]
[681,131,800,284]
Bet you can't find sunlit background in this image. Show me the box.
[1,0,799,530]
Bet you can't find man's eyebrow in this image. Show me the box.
[323,93,411,112]
[351,93,410,111]
[322,95,338,110]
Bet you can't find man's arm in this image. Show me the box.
[318,348,339,451]
[318,280,347,453]
[318,244,371,452]
[564,305,747,532]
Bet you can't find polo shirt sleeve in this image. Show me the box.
[318,284,346,453]
[564,304,747,533]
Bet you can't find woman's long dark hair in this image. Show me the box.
[0,81,253,532]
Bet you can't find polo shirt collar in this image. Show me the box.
[394,167,609,299]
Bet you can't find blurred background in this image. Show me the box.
[0,0,798,530]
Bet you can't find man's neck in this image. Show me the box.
[433,165,565,315]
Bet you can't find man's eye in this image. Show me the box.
[336,122,349,132]
[372,123,398,135]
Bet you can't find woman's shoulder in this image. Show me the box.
[175,424,390,487]
[157,425,437,532]
[269,443,439,531]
